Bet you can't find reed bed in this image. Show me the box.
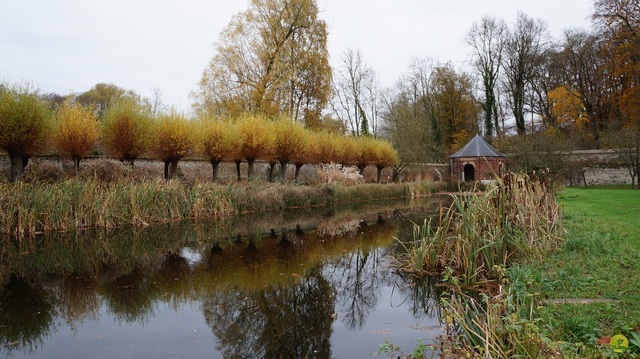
[0,179,418,237]
[398,172,563,284]
[0,179,236,236]
[395,173,565,358]
[441,288,560,358]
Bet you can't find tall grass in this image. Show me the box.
[441,287,560,358]
[398,172,563,284]
[394,173,566,358]
[0,178,420,237]
[0,179,236,236]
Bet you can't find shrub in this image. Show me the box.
[315,163,364,186]
[80,159,131,184]
[21,161,66,183]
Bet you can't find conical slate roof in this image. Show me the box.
[450,134,505,158]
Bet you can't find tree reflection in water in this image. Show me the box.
[0,277,56,356]
[325,249,386,330]
[0,198,447,358]
[204,267,335,359]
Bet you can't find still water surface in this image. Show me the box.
[0,197,448,358]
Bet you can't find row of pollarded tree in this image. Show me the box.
[0,83,398,183]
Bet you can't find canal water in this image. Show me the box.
[0,196,449,358]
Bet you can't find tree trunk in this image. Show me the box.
[73,157,81,176]
[280,161,288,183]
[235,160,242,181]
[268,162,276,183]
[171,159,178,179]
[8,150,24,182]
[247,159,255,179]
[164,160,170,179]
[125,157,136,167]
[210,160,220,182]
[294,163,303,184]
[376,166,383,184]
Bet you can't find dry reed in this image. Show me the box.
[0,178,414,237]
[398,172,563,284]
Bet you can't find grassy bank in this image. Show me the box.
[0,178,418,236]
[426,185,640,358]
[394,177,640,357]
[525,186,640,354]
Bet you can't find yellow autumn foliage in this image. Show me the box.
[337,135,359,166]
[236,114,275,162]
[372,139,398,168]
[197,117,239,163]
[52,100,99,174]
[236,113,275,178]
[0,82,52,181]
[310,132,342,164]
[273,117,309,164]
[548,86,589,130]
[152,110,195,162]
[100,98,152,165]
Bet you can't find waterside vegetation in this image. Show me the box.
[395,175,640,358]
[0,174,438,237]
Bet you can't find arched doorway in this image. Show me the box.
[463,163,475,181]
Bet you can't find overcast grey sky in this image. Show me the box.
[0,0,594,113]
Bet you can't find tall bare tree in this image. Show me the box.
[333,48,378,136]
[466,16,507,139]
[502,12,550,135]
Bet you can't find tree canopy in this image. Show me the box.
[100,98,152,166]
[193,0,332,127]
[52,100,99,175]
[0,82,52,181]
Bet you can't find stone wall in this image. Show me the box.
[0,152,634,186]
[583,166,632,186]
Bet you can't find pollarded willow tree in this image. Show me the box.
[236,114,275,179]
[0,83,51,182]
[151,110,195,180]
[372,140,398,183]
[197,118,240,182]
[100,98,152,166]
[52,100,99,176]
[194,0,332,126]
[310,132,342,165]
[272,117,309,182]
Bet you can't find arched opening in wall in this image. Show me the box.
[463,163,475,182]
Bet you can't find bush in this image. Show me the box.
[315,163,364,186]
[22,161,66,183]
[80,159,131,184]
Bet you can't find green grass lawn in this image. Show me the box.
[530,186,640,344]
